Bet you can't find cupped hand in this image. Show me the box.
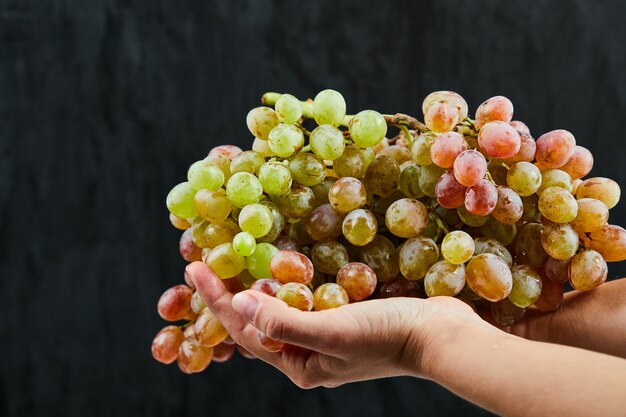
[186,261,490,388]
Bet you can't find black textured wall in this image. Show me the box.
[1,1,625,416]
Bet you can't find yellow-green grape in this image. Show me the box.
[360,147,376,171]
[399,164,424,198]
[194,307,229,347]
[519,194,540,223]
[465,253,512,302]
[187,160,225,191]
[205,242,246,279]
[506,162,541,196]
[289,152,326,187]
[204,219,240,249]
[193,188,231,223]
[313,89,346,127]
[310,178,336,208]
[541,222,579,260]
[226,172,263,208]
[232,232,256,257]
[349,110,388,148]
[190,291,207,314]
[166,182,198,219]
[575,177,621,209]
[538,187,578,223]
[581,224,626,262]
[252,137,275,158]
[424,261,466,297]
[385,198,429,238]
[509,265,542,308]
[328,177,367,214]
[481,216,517,246]
[569,249,608,291]
[230,151,265,175]
[441,230,475,264]
[257,201,285,243]
[398,237,439,280]
[422,91,469,120]
[342,209,378,246]
[275,93,302,124]
[364,155,401,197]
[418,164,445,197]
[276,282,314,311]
[238,203,274,238]
[313,283,349,310]
[569,198,609,233]
[473,237,513,267]
[205,153,232,182]
[278,186,315,219]
[424,101,462,132]
[267,124,304,158]
[537,169,572,194]
[457,205,488,227]
[513,223,548,268]
[246,242,278,279]
[333,145,364,178]
[310,124,345,161]
[378,145,413,165]
[246,106,279,140]
[191,219,211,248]
[411,132,437,166]
[258,162,292,196]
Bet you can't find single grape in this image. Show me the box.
[166,182,198,219]
[287,220,315,246]
[177,338,213,374]
[311,240,350,274]
[275,282,314,311]
[232,232,257,257]
[575,177,621,209]
[258,162,292,196]
[334,145,364,178]
[193,188,232,223]
[278,185,316,219]
[385,198,429,238]
[569,249,608,291]
[424,261,466,297]
[194,307,229,347]
[310,178,336,208]
[349,110,388,148]
[257,201,286,243]
[560,146,593,179]
[477,121,521,159]
[212,343,235,363]
[252,137,275,157]
[336,262,377,301]
[246,106,279,140]
[538,187,578,223]
[208,144,243,159]
[205,153,232,182]
[543,257,571,284]
[359,235,400,282]
[169,213,191,231]
[541,222,579,260]
[190,291,206,314]
[289,152,326,187]
[441,230,475,264]
[249,278,282,297]
[533,277,563,312]
[519,194,540,224]
[377,276,421,298]
[191,219,212,248]
[360,147,376,170]
[570,198,609,233]
[513,222,548,267]
[364,155,401,197]
[328,177,367,214]
[268,124,305,158]
[581,224,626,262]
[503,132,536,164]
[465,253,513,302]
[411,132,437,166]
[422,91,468,120]
[475,96,514,128]
[275,93,302,124]
[157,285,194,322]
[152,326,185,364]
[453,150,487,187]
[481,216,517,246]
[537,169,572,194]
[179,228,202,262]
[506,162,542,196]
[313,283,349,310]
[238,203,273,238]
[491,298,526,326]
[271,234,301,252]
[435,170,467,209]
[342,209,378,246]
[572,178,583,194]
[246,242,279,279]
[473,237,513,267]
[303,203,344,241]
[398,237,439,280]
[310,124,345,161]
[270,250,314,285]
[313,89,346,127]
[399,164,424,198]
[430,132,468,168]
[419,164,445,197]
[457,205,489,227]
[424,101,461,132]
[535,129,576,168]
[203,218,240,249]
[205,243,247,279]
[509,265,542,308]
[491,186,523,224]
[378,145,413,165]
[188,160,225,191]
[509,120,530,134]
[226,172,263,208]
[465,179,498,216]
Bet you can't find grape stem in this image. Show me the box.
[485,171,497,185]
[431,210,451,235]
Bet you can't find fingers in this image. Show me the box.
[231,290,346,355]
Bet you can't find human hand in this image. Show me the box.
[186,261,489,388]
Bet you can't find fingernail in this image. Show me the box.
[232,292,258,321]
[183,269,195,289]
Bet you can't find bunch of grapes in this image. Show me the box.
[152,89,626,373]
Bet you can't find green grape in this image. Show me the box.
[513,223,548,268]
[226,172,263,208]
[473,238,513,267]
[418,164,445,197]
[289,152,326,187]
[278,185,315,219]
[275,94,302,124]
[457,205,488,227]
[537,169,572,194]
[364,155,401,197]
[328,177,367,214]
[506,162,541,197]
[519,194,540,223]
[333,145,364,178]
[310,124,345,161]
[230,151,265,175]
[360,147,376,171]
[187,160,225,191]
[399,237,439,280]
[310,178,336,208]
[410,132,437,166]
[204,219,240,249]
[342,209,378,246]
[166,182,198,219]
[385,198,429,238]
[246,106,279,140]
[399,165,424,198]
[193,188,231,223]
[257,201,286,243]
[541,222,579,260]
[246,242,278,279]
[441,230,475,264]
[569,249,608,291]
[481,216,517,246]
[424,261,466,297]
[268,124,304,158]
[252,137,275,157]
[349,110,388,148]
[238,203,274,238]
[538,187,578,223]
[509,265,542,308]
[258,162,292,196]
[313,89,346,127]
[205,242,246,279]
[359,235,399,282]
[204,152,232,183]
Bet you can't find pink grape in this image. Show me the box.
[478,121,521,159]
[535,129,576,168]
[435,170,468,209]
[430,132,468,168]
[250,279,282,296]
[270,250,314,285]
[465,179,498,216]
[475,96,514,128]
[336,262,377,301]
[503,132,536,164]
[157,285,194,322]
[453,150,487,187]
[509,120,530,134]
[560,146,593,180]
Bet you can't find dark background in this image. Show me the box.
[1,0,625,416]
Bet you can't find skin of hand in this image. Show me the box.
[185,261,492,388]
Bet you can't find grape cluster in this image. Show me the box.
[152,89,626,373]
